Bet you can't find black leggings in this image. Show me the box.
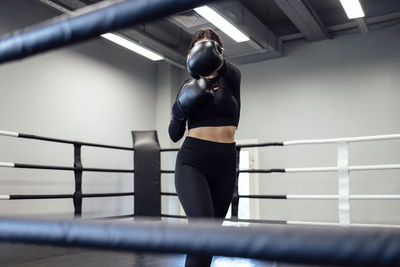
[175,136,237,267]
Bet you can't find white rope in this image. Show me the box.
[349,164,400,171]
[350,195,400,200]
[287,195,400,200]
[285,167,337,173]
[349,223,400,228]
[285,164,400,173]
[284,133,400,146]
[0,162,15,168]
[287,220,400,228]
[0,130,18,137]
[287,195,338,199]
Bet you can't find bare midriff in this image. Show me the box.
[188,126,236,143]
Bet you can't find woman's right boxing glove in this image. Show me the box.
[187,40,224,79]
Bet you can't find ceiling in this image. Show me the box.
[35,0,400,67]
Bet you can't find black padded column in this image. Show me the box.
[132,131,161,219]
[73,143,83,218]
[231,146,241,221]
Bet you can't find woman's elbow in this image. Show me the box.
[168,119,186,142]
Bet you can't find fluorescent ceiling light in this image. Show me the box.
[194,6,250,43]
[101,33,164,61]
[340,0,365,19]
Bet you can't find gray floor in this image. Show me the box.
[0,243,323,267]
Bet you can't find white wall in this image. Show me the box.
[0,0,158,218]
[236,24,400,224]
[155,62,186,218]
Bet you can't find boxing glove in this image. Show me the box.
[187,40,224,79]
[172,78,214,122]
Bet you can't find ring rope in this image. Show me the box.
[0,217,399,266]
[0,192,135,200]
[0,162,134,173]
[0,0,221,64]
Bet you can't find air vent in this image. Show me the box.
[172,10,208,28]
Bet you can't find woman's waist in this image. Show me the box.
[187,126,236,143]
[179,135,236,158]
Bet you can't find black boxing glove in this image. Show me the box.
[187,40,224,79]
[172,78,214,122]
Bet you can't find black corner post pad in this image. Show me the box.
[73,143,83,218]
[231,147,241,221]
[132,131,161,220]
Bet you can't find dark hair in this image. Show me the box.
[189,28,223,50]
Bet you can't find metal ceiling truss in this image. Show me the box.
[281,11,400,42]
[272,0,329,41]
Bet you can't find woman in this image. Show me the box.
[168,28,241,267]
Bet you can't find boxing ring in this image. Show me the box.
[0,0,400,266]
[1,129,400,266]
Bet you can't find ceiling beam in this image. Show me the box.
[272,0,329,41]
[280,11,400,42]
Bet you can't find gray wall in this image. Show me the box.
[0,0,158,218]
[155,62,186,218]
[237,24,400,224]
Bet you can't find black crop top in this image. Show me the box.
[188,61,241,129]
